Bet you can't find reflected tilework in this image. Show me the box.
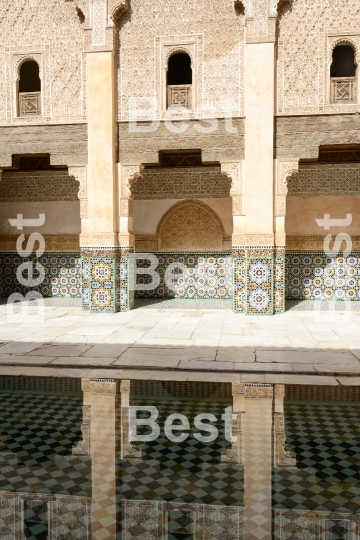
[117,399,243,507]
[135,253,232,300]
[246,258,274,315]
[0,392,91,496]
[273,403,360,513]
[286,252,360,301]
[0,252,81,298]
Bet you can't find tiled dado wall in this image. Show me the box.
[286,253,360,301]
[135,253,233,299]
[233,251,285,315]
[0,253,82,298]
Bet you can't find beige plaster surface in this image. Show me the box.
[134,198,233,236]
[286,196,360,236]
[0,201,81,235]
[1,303,360,380]
[86,51,117,238]
[244,43,275,235]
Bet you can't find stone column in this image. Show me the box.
[241,383,273,540]
[82,378,118,540]
[233,2,283,314]
[80,0,132,312]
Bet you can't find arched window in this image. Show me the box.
[167,52,192,109]
[330,44,357,103]
[18,60,41,117]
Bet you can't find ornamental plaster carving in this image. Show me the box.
[288,163,360,197]
[286,235,360,252]
[69,165,88,218]
[132,166,231,200]
[81,378,117,394]
[221,162,241,192]
[120,380,131,393]
[80,233,119,248]
[72,405,91,455]
[118,3,244,121]
[234,234,275,247]
[0,2,86,124]
[275,160,299,217]
[274,412,297,468]
[0,170,80,202]
[277,0,360,115]
[157,199,226,252]
[232,382,245,395]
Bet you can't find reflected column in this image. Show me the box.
[82,378,118,539]
[241,383,273,540]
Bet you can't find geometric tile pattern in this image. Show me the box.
[273,403,360,513]
[246,258,274,315]
[274,252,285,314]
[0,252,82,299]
[135,253,232,300]
[0,392,91,497]
[117,399,243,507]
[234,256,276,314]
[82,256,118,312]
[233,258,246,313]
[286,252,360,301]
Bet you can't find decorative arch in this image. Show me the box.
[157,200,226,251]
[15,56,42,82]
[164,47,194,71]
[329,38,359,66]
[109,0,129,23]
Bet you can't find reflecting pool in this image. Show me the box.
[0,376,359,539]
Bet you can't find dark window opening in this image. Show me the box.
[167,53,192,85]
[19,60,41,93]
[330,45,356,78]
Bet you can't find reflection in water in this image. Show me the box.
[0,376,359,539]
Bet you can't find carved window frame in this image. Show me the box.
[7,46,51,123]
[154,34,204,119]
[326,33,360,111]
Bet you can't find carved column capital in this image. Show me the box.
[82,378,118,395]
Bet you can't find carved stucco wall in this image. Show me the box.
[117,0,244,121]
[277,0,360,116]
[288,163,360,197]
[0,0,86,124]
[132,166,232,200]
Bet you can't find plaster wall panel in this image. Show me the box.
[0,201,81,236]
[286,196,360,236]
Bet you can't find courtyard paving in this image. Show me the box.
[0,301,360,385]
